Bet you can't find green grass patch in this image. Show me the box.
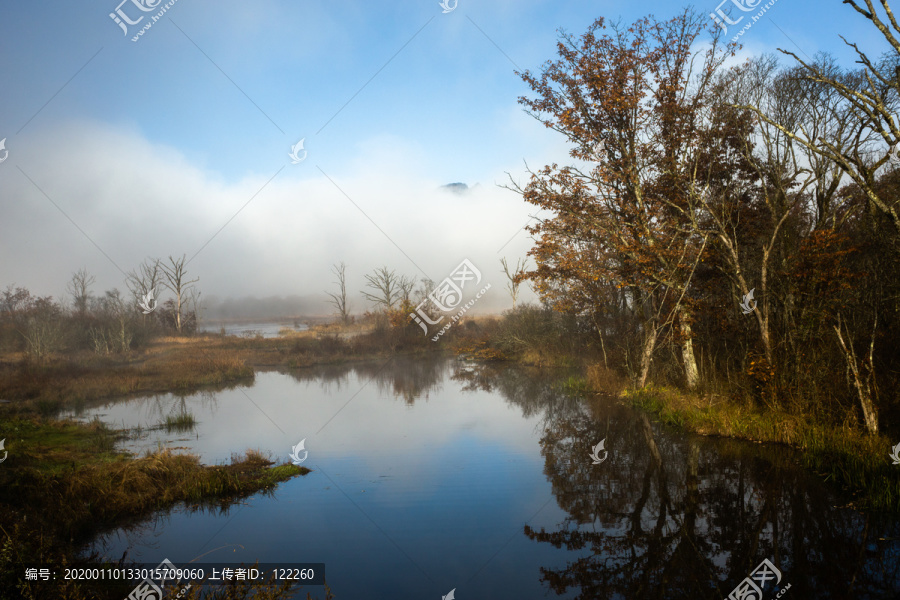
[163,411,197,432]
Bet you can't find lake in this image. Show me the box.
[198,321,309,338]
[70,356,900,599]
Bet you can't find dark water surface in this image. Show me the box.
[73,356,900,599]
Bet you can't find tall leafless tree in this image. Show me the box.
[66,268,94,317]
[187,288,204,331]
[362,266,400,310]
[160,255,199,333]
[397,275,416,306]
[500,257,529,309]
[326,262,351,325]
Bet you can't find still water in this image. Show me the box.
[198,321,308,338]
[71,356,900,599]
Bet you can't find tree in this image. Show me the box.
[89,288,134,354]
[325,262,351,325]
[187,287,204,330]
[397,275,416,306]
[1,287,63,360]
[362,266,400,310]
[737,1,900,237]
[512,9,725,387]
[126,258,162,312]
[160,254,199,333]
[66,268,95,317]
[500,257,528,309]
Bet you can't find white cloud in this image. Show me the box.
[0,119,542,313]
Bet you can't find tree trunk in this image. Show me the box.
[679,307,700,389]
[175,291,183,333]
[637,324,657,388]
[833,315,879,435]
[592,312,608,369]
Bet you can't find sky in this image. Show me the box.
[0,0,890,317]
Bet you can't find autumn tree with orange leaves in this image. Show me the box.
[506,5,900,436]
[511,9,730,388]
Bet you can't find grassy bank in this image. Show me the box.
[0,329,445,417]
[0,417,310,599]
[624,385,900,511]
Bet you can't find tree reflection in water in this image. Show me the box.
[286,354,451,405]
[455,360,900,600]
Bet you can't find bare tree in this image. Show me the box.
[127,258,162,311]
[160,254,199,333]
[2,288,63,361]
[736,3,900,236]
[416,278,435,304]
[66,268,95,316]
[397,275,416,306]
[187,288,204,331]
[89,289,133,354]
[362,266,399,310]
[500,257,529,309]
[326,262,351,325]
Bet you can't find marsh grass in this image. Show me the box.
[0,329,437,419]
[0,417,309,600]
[625,386,900,511]
[163,411,197,432]
[0,339,254,417]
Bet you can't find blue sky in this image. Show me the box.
[0,0,890,314]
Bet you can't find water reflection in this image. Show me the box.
[287,355,450,405]
[459,362,900,599]
[76,357,899,599]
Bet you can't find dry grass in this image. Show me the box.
[0,417,309,600]
[625,385,900,511]
[585,363,626,395]
[0,338,273,415]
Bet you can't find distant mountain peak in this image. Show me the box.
[440,182,469,194]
